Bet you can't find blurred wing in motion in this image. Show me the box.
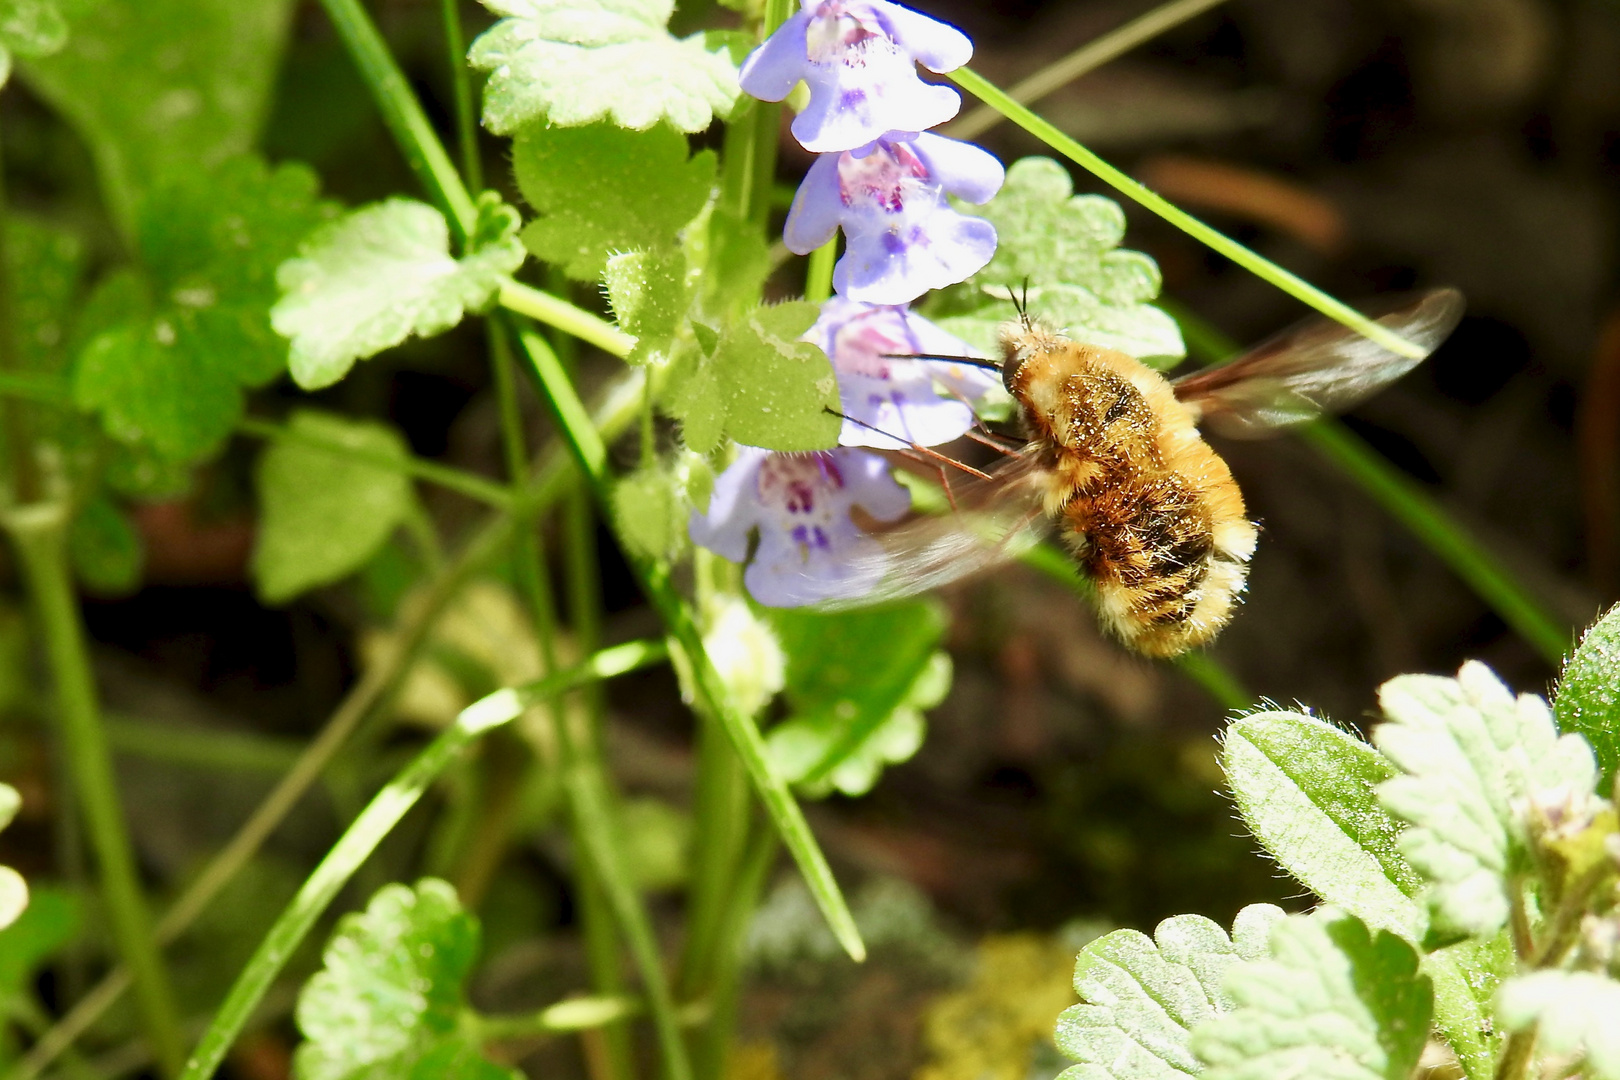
[814,452,1052,611]
[1172,287,1465,439]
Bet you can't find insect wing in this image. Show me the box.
[811,454,1051,611]
[1172,287,1464,438]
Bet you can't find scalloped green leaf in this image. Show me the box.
[1374,661,1597,945]
[1055,904,1286,1080]
[1555,601,1620,788]
[469,0,740,134]
[1191,910,1432,1080]
[1222,710,1423,943]
[294,879,517,1080]
[274,195,524,390]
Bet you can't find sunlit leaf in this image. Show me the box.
[1055,904,1286,1080]
[603,247,691,364]
[469,0,739,134]
[1496,971,1620,1080]
[1555,601,1620,787]
[252,411,415,605]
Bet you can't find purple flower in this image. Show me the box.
[805,297,998,449]
[786,131,1003,305]
[739,0,973,154]
[690,446,910,606]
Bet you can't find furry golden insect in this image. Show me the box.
[831,288,1466,657]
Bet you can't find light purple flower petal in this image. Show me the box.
[784,153,844,255]
[738,11,812,101]
[739,0,972,154]
[911,131,1005,204]
[690,446,910,607]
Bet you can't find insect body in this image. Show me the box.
[1006,324,1256,656]
[838,288,1466,658]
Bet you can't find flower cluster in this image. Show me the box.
[692,1,1004,607]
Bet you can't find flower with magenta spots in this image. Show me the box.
[739,0,972,154]
[785,131,1003,306]
[805,296,997,449]
[689,445,910,606]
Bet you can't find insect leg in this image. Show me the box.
[963,428,1026,458]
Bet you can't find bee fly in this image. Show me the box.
[830,288,1465,658]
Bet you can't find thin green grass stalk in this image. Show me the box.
[1175,309,1571,664]
[439,0,482,194]
[692,826,777,1079]
[1,502,185,1078]
[946,0,1230,141]
[175,641,670,1080]
[100,716,305,776]
[804,238,836,304]
[947,67,1426,361]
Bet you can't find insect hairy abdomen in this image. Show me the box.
[1003,326,1259,657]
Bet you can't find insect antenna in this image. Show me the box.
[880,351,1001,371]
[1013,277,1032,330]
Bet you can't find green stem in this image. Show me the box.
[804,238,836,304]
[947,67,1425,361]
[316,0,475,239]
[692,825,777,1080]
[1,503,184,1078]
[439,0,482,193]
[236,416,511,508]
[1175,309,1571,665]
[175,641,670,1080]
[475,996,647,1041]
[100,715,305,775]
[499,280,636,358]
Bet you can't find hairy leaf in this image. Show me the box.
[513,123,714,281]
[252,411,415,605]
[1222,711,1424,942]
[74,158,334,461]
[603,248,690,364]
[1496,971,1620,1080]
[273,196,524,389]
[766,601,951,797]
[928,157,1184,367]
[1374,661,1597,945]
[1055,904,1286,1080]
[469,0,739,134]
[294,879,517,1080]
[1555,602,1620,787]
[665,301,840,454]
[1191,910,1432,1080]
[21,0,297,230]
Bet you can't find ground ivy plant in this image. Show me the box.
[1057,604,1620,1080]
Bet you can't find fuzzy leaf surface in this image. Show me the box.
[666,301,840,453]
[1374,661,1597,944]
[252,411,415,605]
[1191,910,1432,1080]
[513,122,714,281]
[1555,601,1620,787]
[469,0,739,134]
[1055,904,1285,1080]
[1223,711,1423,942]
[294,879,516,1080]
[21,0,296,230]
[274,196,523,390]
[766,601,950,797]
[603,248,689,363]
[1496,971,1620,1080]
[928,157,1184,367]
[73,158,334,461]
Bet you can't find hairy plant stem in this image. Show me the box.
[175,642,671,1080]
[1,502,185,1078]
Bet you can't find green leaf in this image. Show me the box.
[1222,711,1424,943]
[765,601,951,797]
[513,122,714,282]
[1373,661,1598,945]
[69,495,143,595]
[73,157,334,461]
[1496,971,1620,1080]
[294,879,518,1080]
[8,214,84,372]
[665,301,840,454]
[0,0,68,66]
[612,464,688,562]
[1555,601,1620,788]
[469,0,740,135]
[1055,904,1286,1080]
[252,410,416,605]
[0,885,77,999]
[603,248,690,364]
[928,157,1184,368]
[272,196,524,390]
[20,0,297,231]
[1190,910,1432,1080]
